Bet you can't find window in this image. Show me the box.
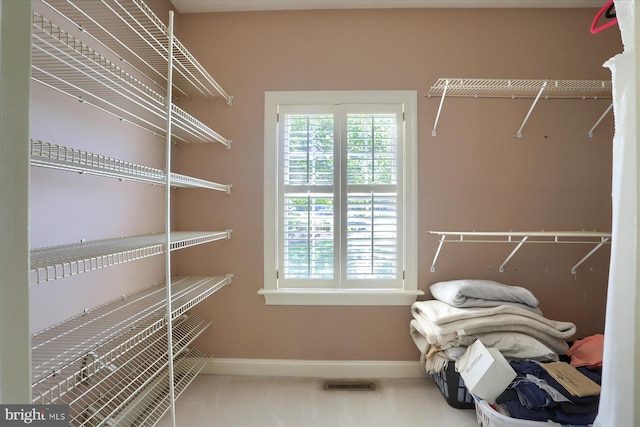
[260,91,422,305]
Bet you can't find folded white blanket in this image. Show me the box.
[430,279,541,313]
[411,300,574,354]
[410,319,561,374]
[413,300,572,330]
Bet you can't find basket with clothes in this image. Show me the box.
[409,279,603,425]
[485,335,604,425]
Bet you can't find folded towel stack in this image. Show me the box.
[410,279,576,375]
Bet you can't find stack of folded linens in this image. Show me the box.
[410,279,576,374]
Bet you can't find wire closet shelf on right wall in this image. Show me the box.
[426,78,612,138]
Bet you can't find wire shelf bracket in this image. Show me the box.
[588,102,614,138]
[427,230,611,275]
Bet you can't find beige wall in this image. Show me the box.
[169,7,623,362]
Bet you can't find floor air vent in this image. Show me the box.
[323,381,376,391]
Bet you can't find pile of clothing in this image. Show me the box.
[410,279,577,374]
[491,334,604,424]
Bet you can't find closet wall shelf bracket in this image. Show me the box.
[515,81,547,138]
[570,235,611,275]
[426,78,612,137]
[427,230,611,275]
[588,102,614,137]
[430,79,449,136]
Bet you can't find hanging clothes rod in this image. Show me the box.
[426,78,613,137]
[427,230,611,275]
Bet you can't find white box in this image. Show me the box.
[457,339,516,403]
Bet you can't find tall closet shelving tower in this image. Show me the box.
[27,0,232,425]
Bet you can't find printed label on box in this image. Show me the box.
[458,339,516,403]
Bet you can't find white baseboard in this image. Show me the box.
[201,358,428,379]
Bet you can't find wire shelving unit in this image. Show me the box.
[31,276,231,400]
[40,0,232,103]
[30,0,233,424]
[31,10,231,146]
[67,315,208,426]
[426,78,613,137]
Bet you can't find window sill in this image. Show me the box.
[257,288,424,306]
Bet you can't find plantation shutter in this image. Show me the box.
[281,112,337,284]
[279,104,403,289]
[345,113,399,282]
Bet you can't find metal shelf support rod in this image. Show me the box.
[571,236,611,275]
[164,10,177,427]
[431,79,449,136]
[429,234,447,272]
[499,235,529,272]
[588,102,614,138]
[515,81,547,138]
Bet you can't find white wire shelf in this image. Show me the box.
[40,0,232,104]
[30,231,233,285]
[426,78,613,138]
[31,275,230,403]
[30,139,232,192]
[31,10,231,147]
[427,78,612,99]
[112,346,207,427]
[63,315,209,426]
[428,230,611,275]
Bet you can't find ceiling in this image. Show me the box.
[170,0,605,14]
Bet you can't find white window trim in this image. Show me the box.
[260,90,422,306]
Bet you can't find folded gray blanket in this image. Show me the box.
[411,300,575,353]
[410,319,559,374]
[430,279,541,313]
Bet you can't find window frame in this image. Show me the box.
[260,90,422,306]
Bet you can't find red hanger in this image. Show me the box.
[591,0,617,34]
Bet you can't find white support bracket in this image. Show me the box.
[570,236,611,275]
[515,81,547,138]
[429,233,447,272]
[499,235,528,272]
[588,102,614,138]
[431,79,449,136]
